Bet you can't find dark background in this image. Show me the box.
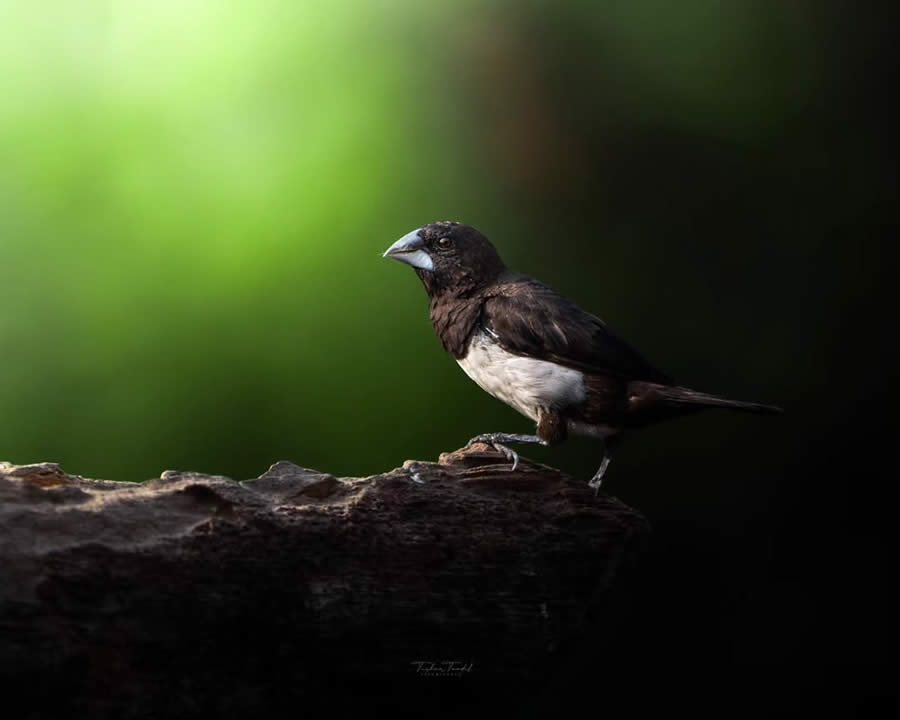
[1,0,896,715]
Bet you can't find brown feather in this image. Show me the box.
[537,411,568,445]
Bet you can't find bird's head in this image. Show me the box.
[383,222,506,296]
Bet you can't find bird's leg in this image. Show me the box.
[464,433,547,472]
[588,441,611,497]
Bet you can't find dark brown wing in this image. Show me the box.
[481,276,672,384]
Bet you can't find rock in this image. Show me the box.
[0,445,649,718]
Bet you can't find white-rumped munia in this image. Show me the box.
[383,221,781,490]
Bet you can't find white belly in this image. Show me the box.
[456,331,586,422]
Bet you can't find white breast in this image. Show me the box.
[456,331,586,422]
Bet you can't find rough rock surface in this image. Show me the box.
[0,445,649,717]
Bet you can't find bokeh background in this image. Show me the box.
[1,0,895,714]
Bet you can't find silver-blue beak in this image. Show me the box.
[383,228,434,271]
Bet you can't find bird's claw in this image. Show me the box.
[406,462,427,485]
[497,443,520,472]
[465,434,521,472]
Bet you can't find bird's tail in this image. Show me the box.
[654,385,783,415]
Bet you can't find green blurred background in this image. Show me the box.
[0,0,895,705]
[1,0,888,481]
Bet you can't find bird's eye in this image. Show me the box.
[437,237,452,249]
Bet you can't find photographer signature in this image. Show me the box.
[410,660,474,677]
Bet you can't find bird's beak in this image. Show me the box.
[383,229,434,271]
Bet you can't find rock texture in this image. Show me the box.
[0,446,649,718]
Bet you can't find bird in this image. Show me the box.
[383,221,782,491]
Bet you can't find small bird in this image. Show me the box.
[383,221,781,490]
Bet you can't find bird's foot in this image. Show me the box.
[588,454,611,497]
[464,433,545,472]
[466,434,521,471]
[406,462,429,485]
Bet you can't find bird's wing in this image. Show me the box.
[480,278,672,383]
